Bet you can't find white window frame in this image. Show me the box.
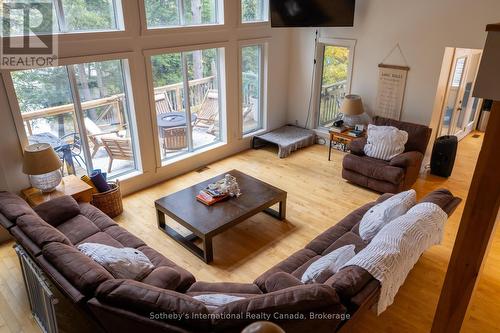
[239,0,270,25]
[139,0,225,33]
[238,39,269,137]
[143,42,228,168]
[313,38,356,130]
[2,0,125,36]
[1,52,143,180]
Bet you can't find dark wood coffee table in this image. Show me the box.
[155,170,287,263]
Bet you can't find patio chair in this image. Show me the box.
[84,118,122,158]
[58,132,86,167]
[162,127,187,154]
[193,90,219,128]
[155,94,176,114]
[101,137,134,173]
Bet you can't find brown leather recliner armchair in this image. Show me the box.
[342,116,432,193]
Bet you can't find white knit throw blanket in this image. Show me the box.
[342,202,448,314]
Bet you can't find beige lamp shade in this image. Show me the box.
[22,143,62,175]
[341,95,365,116]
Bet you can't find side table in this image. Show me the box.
[328,130,367,161]
[22,175,93,207]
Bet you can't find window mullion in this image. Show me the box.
[260,0,265,21]
[181,53,194,152]
[259,45,264,129]
[216,48,222,140]
[54,0,68,32]
[67,65,94,173]
[177,0,185,26]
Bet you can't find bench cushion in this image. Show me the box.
[34,196,80,226]
[17,215,72,248]
[43,242,113,296]
[0,192,34,223]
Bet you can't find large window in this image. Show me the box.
[11,59,139,178]
[241,0,269,23]
[150,47,224,162]
[317,39,355,127]
[241,44,265,134]
[145,0,222,29]
[2,0,124,35]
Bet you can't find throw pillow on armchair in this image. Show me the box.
[342,116,432,193]
[364,124,409,161]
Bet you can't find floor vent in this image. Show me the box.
[196,166,210,173]
[15,245,58,333]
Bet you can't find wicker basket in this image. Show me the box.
[91,181,123,218]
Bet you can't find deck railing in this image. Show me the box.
[21,95,125,136]
[21,76,217,136]
[153,76,216,113]
[319,81,347,126]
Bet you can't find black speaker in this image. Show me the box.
[431,135,458,178]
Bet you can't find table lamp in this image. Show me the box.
[340,95,370,127]
[23,143,62,192]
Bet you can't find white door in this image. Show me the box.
[439,49,483,140]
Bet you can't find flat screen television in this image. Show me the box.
[270,0,356,28]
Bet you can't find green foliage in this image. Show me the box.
[242,46,260,99]
[152,53,183,87]
[242,0,264,22]
[12,67,73,113]
[145,0,217,28]
[62,0,115,31]
[322,46,349,86]
[144,0,180,27]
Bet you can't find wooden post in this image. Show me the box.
[431,101,500,332]
[115,99,123,129]
[175,87,182,112]
[25,120,32,136]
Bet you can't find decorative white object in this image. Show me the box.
[375,45,410,120]
[364,124,409,161]
[193,294,245,310]
[78,243,154,280]
[209,174,242,198]
[342,202,448,314]
[301,244,356,284]
[359,189,417,242]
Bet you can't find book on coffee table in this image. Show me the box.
[196,190,229,206]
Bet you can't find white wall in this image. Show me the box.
[287,0,500,129]
[0,1,290,196]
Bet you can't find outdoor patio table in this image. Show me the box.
[156,112,197,130]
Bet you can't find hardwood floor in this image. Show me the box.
[0,132,498,333]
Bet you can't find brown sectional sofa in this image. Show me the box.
[0,189,461,333]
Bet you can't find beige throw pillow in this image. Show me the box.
[78,243,154,280]
[301,245,356,284]
[193,294,245,311]
[359,189,417,242]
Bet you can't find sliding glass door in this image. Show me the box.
[150,47,224,163]
[11,59,139,178]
